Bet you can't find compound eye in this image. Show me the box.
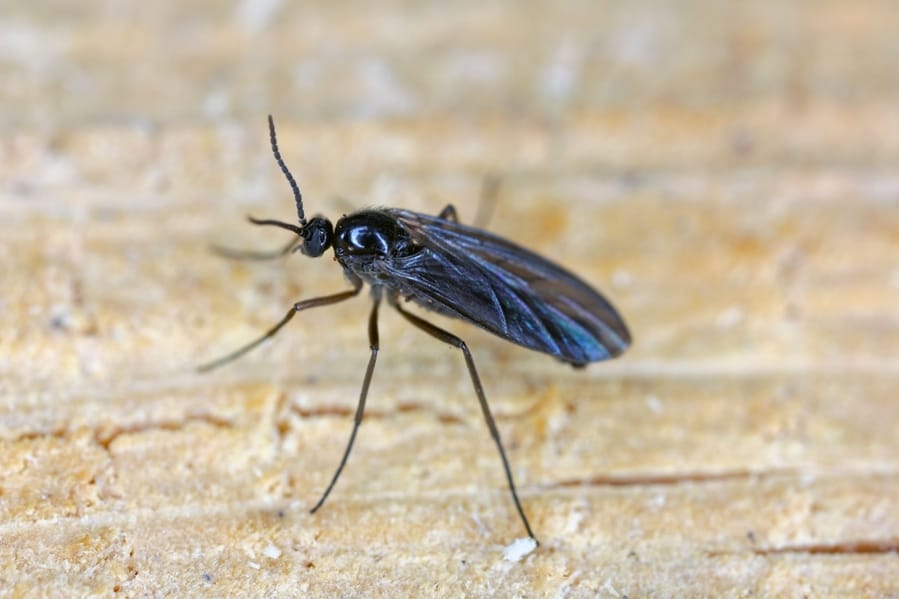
[301,218,333,257]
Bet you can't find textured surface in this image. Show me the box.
[2,1,898,597]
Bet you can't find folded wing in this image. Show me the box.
[383,209,631,364]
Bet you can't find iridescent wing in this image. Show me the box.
[382,208,631,365]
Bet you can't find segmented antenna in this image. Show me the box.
[267,115,306,226]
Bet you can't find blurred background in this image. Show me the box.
[5,1,898,126]
[6,2,897,178]
[3,0,897,393]
[1,0,897,595]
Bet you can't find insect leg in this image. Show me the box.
[440,175,500,227]
[310,294,381,513]
[472,174,501,229]
[437,204,459,222]
[393,301,538,543]
[210,235,301,261]
[196,279,362,372]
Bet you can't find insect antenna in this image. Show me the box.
[246,216,303,236]
[209,236,301,261]
[267,114,307,226]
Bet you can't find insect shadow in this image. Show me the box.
[199,116,631,544]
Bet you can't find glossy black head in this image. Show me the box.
[300,216,333,257]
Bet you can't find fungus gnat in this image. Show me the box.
[199,116,631,544]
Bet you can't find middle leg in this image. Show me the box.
[310,294,382,513]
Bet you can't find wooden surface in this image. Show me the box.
[2,1,898,596]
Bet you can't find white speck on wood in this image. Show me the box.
[502,537,537,562]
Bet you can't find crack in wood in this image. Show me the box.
[92,413,235,450]
[750,540,899,555]
[286,401,465,425]
[552,468,796,488]
[708,539,899,557]
[7,427,69,442]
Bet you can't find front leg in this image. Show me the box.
[197,275,363,372]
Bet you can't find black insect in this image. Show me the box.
[199,116,631,544]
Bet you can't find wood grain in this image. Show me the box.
[2,1,898,596]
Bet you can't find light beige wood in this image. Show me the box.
[2,1,898,596]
